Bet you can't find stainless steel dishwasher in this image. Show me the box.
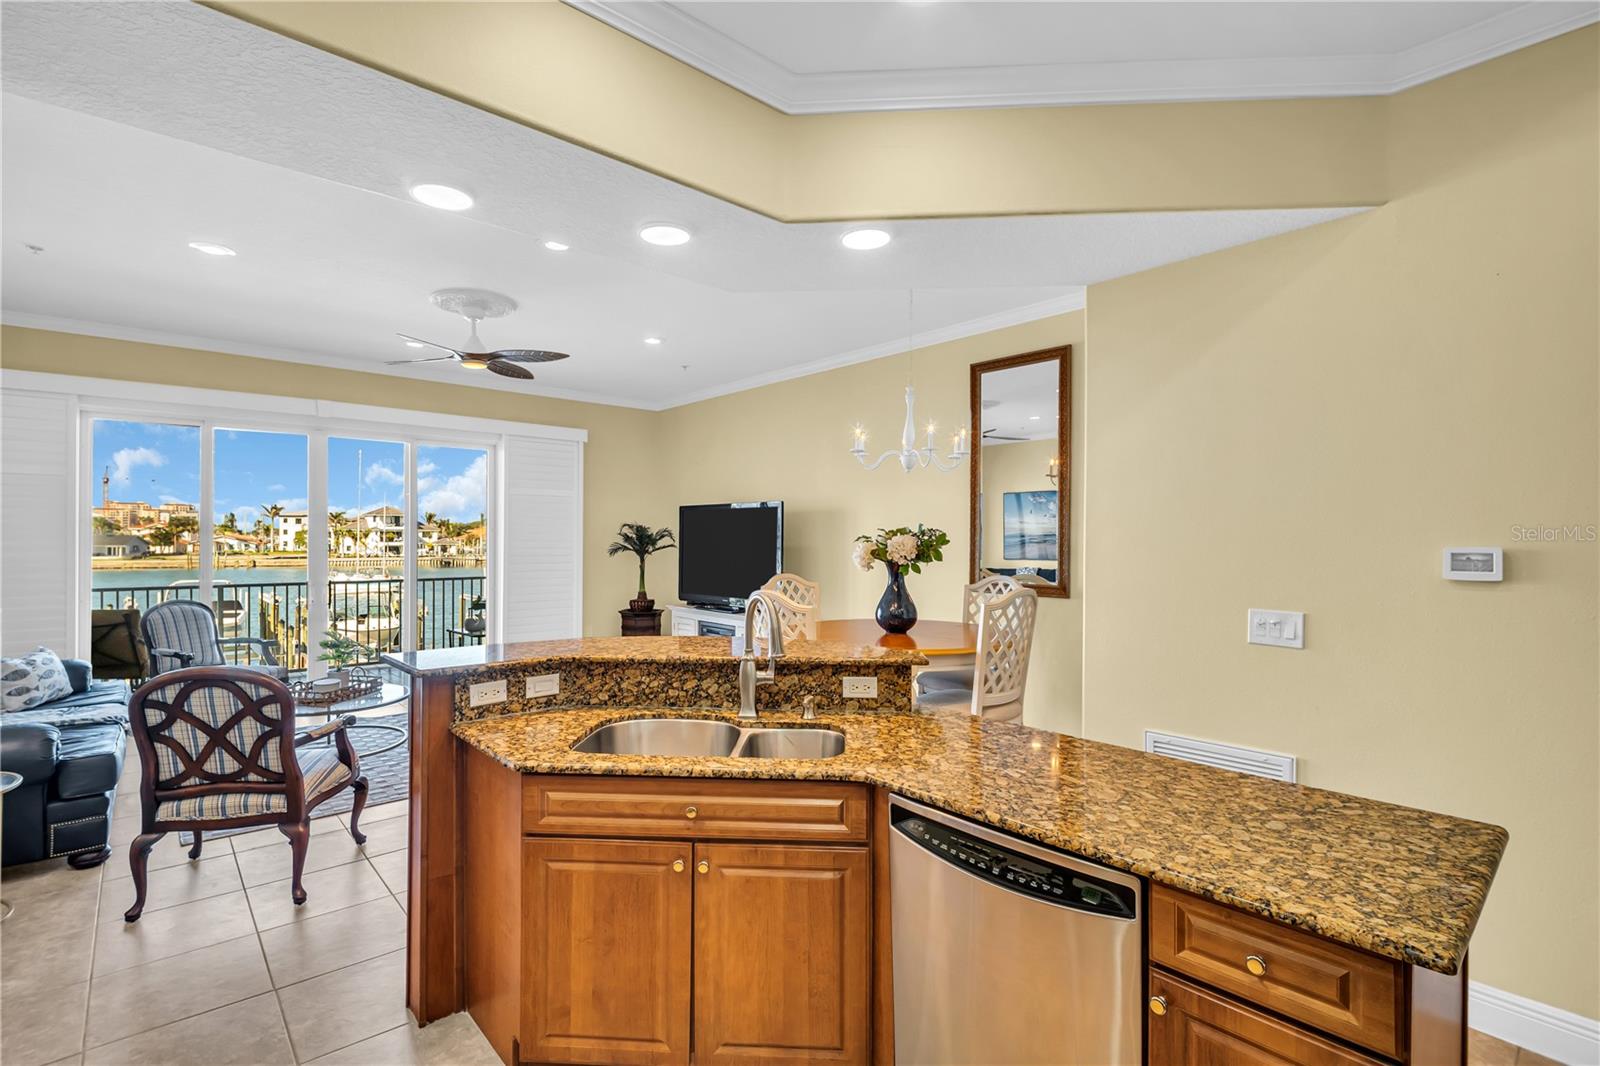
[889,794,1142,1065]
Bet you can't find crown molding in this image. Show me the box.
[3,291,1085,412]
[658,290,1085,409]
[569,1,1599,114]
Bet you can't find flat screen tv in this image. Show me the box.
[677,501,783,610]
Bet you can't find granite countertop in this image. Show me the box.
[384,636,923,676]
[454,706,1507,976]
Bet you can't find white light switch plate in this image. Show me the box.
[1247,609,1304,649]
[525,674,560,699]
[469,679,508,707]
[842,676,878,698]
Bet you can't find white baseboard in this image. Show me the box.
[1472,981,1600,1065]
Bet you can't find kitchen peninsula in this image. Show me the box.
[386,637,1507,1066]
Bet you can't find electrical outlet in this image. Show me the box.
[842,676,878,699]
[1247,609,1305,649]
[525,673,560,699]
[469,679,508,707]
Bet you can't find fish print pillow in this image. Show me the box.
[1,647,73,712]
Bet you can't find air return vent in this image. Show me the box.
[1143,731,1296,783]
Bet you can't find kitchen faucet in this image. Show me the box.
[737,591,785,718]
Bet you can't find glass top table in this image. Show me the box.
[293,682,409,757]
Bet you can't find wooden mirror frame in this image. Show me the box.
[969,345,1071,599]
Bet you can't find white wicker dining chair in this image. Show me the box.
[915,575,1023,698]
[755,573,820,642]
[915,586,1038,721]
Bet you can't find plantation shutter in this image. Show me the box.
[1,389,77,656]
[498,435,582,642]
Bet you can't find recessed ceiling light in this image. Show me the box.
[841,228,891,251]
[409,183,473,211]
[404,340,426,348]
[1029,415,1042,421]
[644,337,663,345]
[544,240,570,252]
[639,224,691,246]
[187,241,236,257]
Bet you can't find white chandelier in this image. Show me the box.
[849,291,971,473]
[850,386,971,472]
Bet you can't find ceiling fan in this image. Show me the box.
[387,288,569,381]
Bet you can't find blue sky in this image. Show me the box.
[92,421,487,527]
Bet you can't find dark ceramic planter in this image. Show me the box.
[875,564,918,634]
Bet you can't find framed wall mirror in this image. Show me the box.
[969,346,1070,599]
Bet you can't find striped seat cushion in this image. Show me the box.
[155,746,352,823]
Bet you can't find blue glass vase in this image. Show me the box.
[875,564,918,634]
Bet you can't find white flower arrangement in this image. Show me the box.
[852,525,951,575]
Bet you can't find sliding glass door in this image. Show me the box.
[417,444,489,651]
[85,416,497,677]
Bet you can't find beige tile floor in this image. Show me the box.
[0,751,500,1066]
[0,753,1565,1066]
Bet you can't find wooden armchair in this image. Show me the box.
[123,667,369,922]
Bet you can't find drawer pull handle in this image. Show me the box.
[697,860,710,874]
[672,859,685,873]
[684,806,699,820]
[1149,996,1167,1016]
[1245,954,1268,977]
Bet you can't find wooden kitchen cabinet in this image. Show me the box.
[692,843,871,1065]
[520,838,693,1066]
[1148,970,1388,1066]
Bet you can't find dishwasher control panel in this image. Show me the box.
[891,807,1137,919]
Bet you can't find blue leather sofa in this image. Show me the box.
[0,659,128,868]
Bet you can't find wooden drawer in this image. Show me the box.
[1150,886,1402,1058]
[523,776,869,843]
[1149,970,1388,1066]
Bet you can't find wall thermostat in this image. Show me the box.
[1443,547,1503,582]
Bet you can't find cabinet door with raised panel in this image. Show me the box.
[1148,971,1387,1066]
[693,844,871,1065]
[522,838,692,1066]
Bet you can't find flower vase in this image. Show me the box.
[875,563,918,634]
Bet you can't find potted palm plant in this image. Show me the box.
[608,522,677,611]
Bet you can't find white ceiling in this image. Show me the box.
[2,2,1363,410]
[573,1,1598,113]
[981,359,1059,442]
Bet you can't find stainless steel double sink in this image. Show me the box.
[571,717,845,760]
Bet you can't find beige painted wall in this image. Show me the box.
[0,326,673,639]
[213,0,1385,220]
[979,439,1060,572]
[1081,27,1599,1016]
[658,313,1085,736]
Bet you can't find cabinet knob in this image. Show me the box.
[1245,954,1268,977]
[672,859,685,873]
[697,860,710,874]
[684,805,699,820]
[1149,996,1167,1016]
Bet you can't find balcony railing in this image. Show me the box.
[92,576,486,670]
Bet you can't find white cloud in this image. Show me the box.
[417,460,437,477]
[110,446,165,485]
[364,462,403,489]
[275,497,309,512]
[267,483,287,493]
[419,454,487,520]
[230,505,262,528]
[158,494,184,504]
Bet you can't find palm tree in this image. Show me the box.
[219,512,239,533]
[607,523,676,604]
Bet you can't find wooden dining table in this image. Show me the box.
[815,618,978,659]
